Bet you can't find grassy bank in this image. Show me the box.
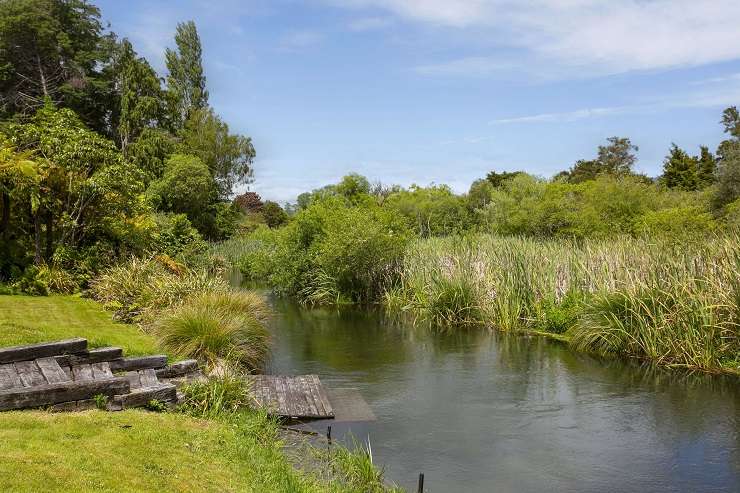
[0,294,399,492]
[390,234,740,373]
[0,295,159,355]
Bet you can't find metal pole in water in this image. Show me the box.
[417,473,424,493]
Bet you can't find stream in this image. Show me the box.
[252,287,739,492]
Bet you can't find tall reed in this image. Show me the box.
[391,233,740,371]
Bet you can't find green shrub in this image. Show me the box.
[154,290,271,369]
[238,195,413,304]
[537,291,584,334]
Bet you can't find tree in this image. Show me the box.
[560,137,639,183]
[597,136,638,175]
[0,0,116,132]
[660,144,699,190]
[234,191,263,213]
[697,146,717,188]
[146,154,215,229]
[721,106,740,140]
[179,107,255,198]
[115,39,165,152]
[558,160,601,183]
[485,170,524,188]
[714,106,740,209]
[262,201,287,228]
[165,21,208,129]
[6,103,147,262]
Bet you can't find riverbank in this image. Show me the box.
[0,295,400,492]
[221,232,740,374]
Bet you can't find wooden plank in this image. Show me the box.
[139,369,158,388]
[36,357,70,384]
[0,377,130,411]
[14,361,46,387]
[56,347,123,367]
[113,383,177,409]
[155,360,199,378]
[109,355,167,372]
[0,364,22,390]
[122,371,141,390]
[72,364,93,382]
[0,338,87,364]
[311,374,334,418]
[91,362,113,380]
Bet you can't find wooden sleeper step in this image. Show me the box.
[0,377,130,411]
[0,338,87,364]
[110,355,168,372]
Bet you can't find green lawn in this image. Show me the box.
[0,410,326,492]
[0,295,158,355]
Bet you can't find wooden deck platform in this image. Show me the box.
[248,375,335,419]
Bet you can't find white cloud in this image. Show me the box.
[328,0,740,75]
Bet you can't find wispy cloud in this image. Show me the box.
[490,106,632,125]
[328,0,740,76]
[278,30,325,52]
[490,81,740,125]
[347,16,393,31]
[414,56,512,77]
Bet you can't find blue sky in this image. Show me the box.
[97,0,740,203]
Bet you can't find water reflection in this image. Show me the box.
[263,296,739,492]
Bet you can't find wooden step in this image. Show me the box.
[0,338,87,364]
[55,347,123,367]
[155,359,199,378]
[0,377,130,411]
[111,383,177,410]
[110,355,167,372]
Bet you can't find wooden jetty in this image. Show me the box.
[248,375,376,422]
[248,375,335,420]
[0,338,203,412]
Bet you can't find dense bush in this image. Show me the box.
[384,184,471,237]
[476,173,713,239]
[239,195,412,304]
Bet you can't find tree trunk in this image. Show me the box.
[33,212,42,265]
[0,192,9,239]
[36,53,49,98]
[45,208,53,262]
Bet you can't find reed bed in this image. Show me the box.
[391,234,740,372]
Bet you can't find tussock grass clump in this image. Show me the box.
[154,290,271,370]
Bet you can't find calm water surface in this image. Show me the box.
[262,297,739,492]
